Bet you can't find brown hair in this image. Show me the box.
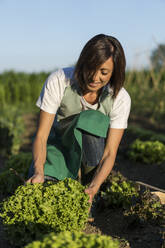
[74,34,126,97]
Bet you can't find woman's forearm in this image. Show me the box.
[90,153,116,190]
[32,135,47,175]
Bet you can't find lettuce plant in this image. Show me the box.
[0,178,89,246]
[128,139,165,164]
[100,171,139,209]
[25,230,120,248]
[124,190,165,225]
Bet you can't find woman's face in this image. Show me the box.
[87,56,114,92]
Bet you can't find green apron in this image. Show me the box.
[44,110,110,180]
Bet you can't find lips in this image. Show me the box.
[88,82,100,87]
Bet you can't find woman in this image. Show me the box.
[27,34,131,204]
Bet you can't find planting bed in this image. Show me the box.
[0,114,165,248]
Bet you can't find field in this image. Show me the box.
[0,69,165,248]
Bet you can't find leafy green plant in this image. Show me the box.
[124,190,165,225]
[0,152,32,198]
[100,171,139,209]
[0,106,25,156]
[5,152,32,172]
[0,178,89,246]
[25,230,120,248]
[128,139,165,164]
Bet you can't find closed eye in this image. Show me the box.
[101,71,108,76]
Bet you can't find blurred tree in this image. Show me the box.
[150,44,165,70]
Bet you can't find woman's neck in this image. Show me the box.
[83,90,101,105]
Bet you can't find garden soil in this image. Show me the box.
[0,114,164,248]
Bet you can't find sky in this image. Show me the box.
[0,0,165,72]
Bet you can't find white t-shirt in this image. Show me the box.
[36,67,131,129]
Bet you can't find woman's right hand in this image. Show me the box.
[26,172,44,184]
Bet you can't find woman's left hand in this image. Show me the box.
[85,185,99,203]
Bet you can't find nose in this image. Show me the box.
[93,71,101,82]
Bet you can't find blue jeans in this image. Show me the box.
[82,130,105,166]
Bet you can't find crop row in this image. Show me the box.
[0,71,49,108]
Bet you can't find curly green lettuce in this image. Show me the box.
[0,178,89,246]
[128,139,165,164]
[25,231,120,248]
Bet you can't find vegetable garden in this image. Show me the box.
[0,69,165,248]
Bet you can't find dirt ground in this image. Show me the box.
[0,114,165,248]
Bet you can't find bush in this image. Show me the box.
[128,139,165,164]
[0,178,89,246]
[0,152,32,198]
[100,171,139,209]
[25,231,120,248]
